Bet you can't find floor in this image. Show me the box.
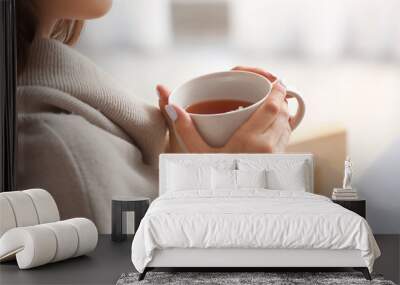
[375,235,400,284]
[0,235,398,285]
[0,236,133,285]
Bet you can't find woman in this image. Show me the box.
[16,0,291,233]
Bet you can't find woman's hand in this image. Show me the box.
[157,66,292,153]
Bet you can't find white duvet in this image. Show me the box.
[131,190,380,273]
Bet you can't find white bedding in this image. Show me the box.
[131,190,380,273]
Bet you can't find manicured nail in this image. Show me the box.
[156,86,161,99]
[165,104,178,122]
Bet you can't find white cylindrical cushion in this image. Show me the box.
[1,192,39,227]
[23,189,60,224]
[65,218,98,257]
[43,221,78,262]
[0,226,57,269]
[0,218,97,269]
[0,196,17,237]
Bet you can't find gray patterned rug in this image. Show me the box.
[116,272,396,285]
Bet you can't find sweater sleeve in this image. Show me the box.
[17,113,94,221]
[17,112,160,233]
[17,85,168,169]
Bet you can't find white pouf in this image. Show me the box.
[0,218,98,269]
[0,189,98,269]
[0,196,17,237]
[0,189,60,232]
[1,191,39,227]
[23,189,60,223]
[42,221,79,262]
[65,218,98,257]
[0,225,57,268]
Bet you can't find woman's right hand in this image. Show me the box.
[157,67,292,153]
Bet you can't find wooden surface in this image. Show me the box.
[332,199,366,218]
[287,127,346,198]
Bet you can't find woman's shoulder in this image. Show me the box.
[17,85,133,141]
[18,39,109,88]
[17,39,167,166]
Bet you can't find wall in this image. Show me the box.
[357,140,400,233]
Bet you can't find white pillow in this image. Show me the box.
[266,166,307,191]
[238,159,308,191]
[211,169,268,190]
[167,163,211,191]
[211,168,237,190]
[236,169,267,189]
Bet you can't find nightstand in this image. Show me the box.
[332,199,366,218]
[111,196,150,242]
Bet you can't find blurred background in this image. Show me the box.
[76,0,400,234]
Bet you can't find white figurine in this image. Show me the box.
[342,156,353,189]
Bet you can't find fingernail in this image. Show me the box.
[165,104,178,122]
[156,86,161,99]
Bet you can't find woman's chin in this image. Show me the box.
[93,0,113,18]
[77,0,113,20]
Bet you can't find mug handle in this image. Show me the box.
[286,90,305,130]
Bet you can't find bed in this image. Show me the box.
[131,154,380,281]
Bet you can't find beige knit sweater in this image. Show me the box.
[17,39,167,233]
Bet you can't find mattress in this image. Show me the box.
[131,190,380,273]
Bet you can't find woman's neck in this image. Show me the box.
[37,16,57,39]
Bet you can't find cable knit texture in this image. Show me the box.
[16,39,167,233]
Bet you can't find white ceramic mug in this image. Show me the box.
[169,71,305,148]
